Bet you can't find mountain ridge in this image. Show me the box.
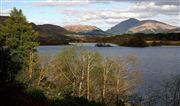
[127,21,176,34]
[0,16,71,44]
[64,25,108,36]
[107,18,178,35]
[106,18,141,35]
[0,16,179,36]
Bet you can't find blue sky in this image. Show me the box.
[1,0,179,30]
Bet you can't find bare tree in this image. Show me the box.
[21,48,142,105]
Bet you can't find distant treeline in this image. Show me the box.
[104,33,180,47]
[38,32,180,46]
[38,38,69,45]
[70,33,180,42]
[69,33,180,47]
[122,33,180,41]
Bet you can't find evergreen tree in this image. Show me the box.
[0,7,39,83]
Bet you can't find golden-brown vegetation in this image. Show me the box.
[19,48,142,106]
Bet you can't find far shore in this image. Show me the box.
[39,41,180,46]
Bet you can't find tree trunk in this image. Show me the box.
[87,58,90,100]
[28,52,33,79]
[79,69,84,97]
[116,79,120,106]
[116,94,119,106]
[102,68,107,102]
[37,68,44,86]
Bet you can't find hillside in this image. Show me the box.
[31,23,70,39]
[107,18,177,35]
[127,20,176,34]
[31,23,71,45]
[1,16,179,44]
[167,28,180,33]
[0,16,71,45]
[64,25,108,36]
[106,18,141,35]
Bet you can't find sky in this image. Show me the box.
[0,0,180,30]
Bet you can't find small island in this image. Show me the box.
[95,43,112,47]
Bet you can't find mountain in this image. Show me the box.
[31,23,71,39]
[0,16,71,44]
[107,18,177,34]
[106,18,141,35]
[167,28,180,33]
[30,23,71,44]
[0,16,70,38]
[127,20,176,34]
[64,25,108,36]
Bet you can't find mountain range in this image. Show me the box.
[106,18,177,35]
[0,16,179,37]
[31,23,70,39]
[106,18,140,35]
[64,25,108,36]
[167,28,180,33]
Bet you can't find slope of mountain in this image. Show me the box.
[167,28,180,33]
[107,18,177,34]
[64,25,108,36]
[30,23,71,44]
[127,20,176,34]
[106,18,141,35]
[0,16,71,44]
[0,16,70,39]
[31,23,71,39]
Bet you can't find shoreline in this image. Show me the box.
[39,41,180,46]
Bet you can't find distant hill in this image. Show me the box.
[64,25,108,36]
[31,23,71,44]
[107,18,177,35]
[1,16,179,44]
[167,28,180,33]
[106,18,141,35]
[31,23,70,39]
[127,20,176,34]
[0,16,71,44]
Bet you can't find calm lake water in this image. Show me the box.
[38,43,180,96]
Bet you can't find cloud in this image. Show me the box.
[131,2,179,15]
[88,0,180,6]
[31,0,92,7]
[31,0,179,21]
[59,1,179,30]
[0,9,11,15]
[24,0,180,29]
[31,0,180,7]
[161,17,180,27]
[29,18,58,25]
[62,1,179,21]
